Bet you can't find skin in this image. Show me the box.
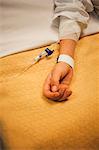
[43,39,76,101]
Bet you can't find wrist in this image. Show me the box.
[59,39,76,58]
[57,61,71,70]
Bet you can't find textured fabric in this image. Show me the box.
[0,0,58,57]
[0,33,99,150]
[92,0,99,15]
[0,0,99,57]
[53,0,99,40]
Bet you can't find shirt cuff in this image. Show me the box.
[59,16,82,41]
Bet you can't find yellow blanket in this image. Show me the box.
[0,34,99,150]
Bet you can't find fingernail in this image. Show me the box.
[52,86,58,92]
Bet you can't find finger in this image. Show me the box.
[58,89,72,101]
[43,73,51,91]
[61,68,73,85]
[51,84,68,101]
[50,70,61,92]
[43,74,60,99]
[43,90,60,100]
[51,86,66,101]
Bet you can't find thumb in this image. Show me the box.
[51,71,61,92]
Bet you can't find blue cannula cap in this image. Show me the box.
[45,48,54,56]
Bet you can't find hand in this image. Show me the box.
[43,62,73,101]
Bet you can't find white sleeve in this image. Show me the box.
[53,0,90,41]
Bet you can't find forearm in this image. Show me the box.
[53,0,89,59]
[59,39,77,59]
